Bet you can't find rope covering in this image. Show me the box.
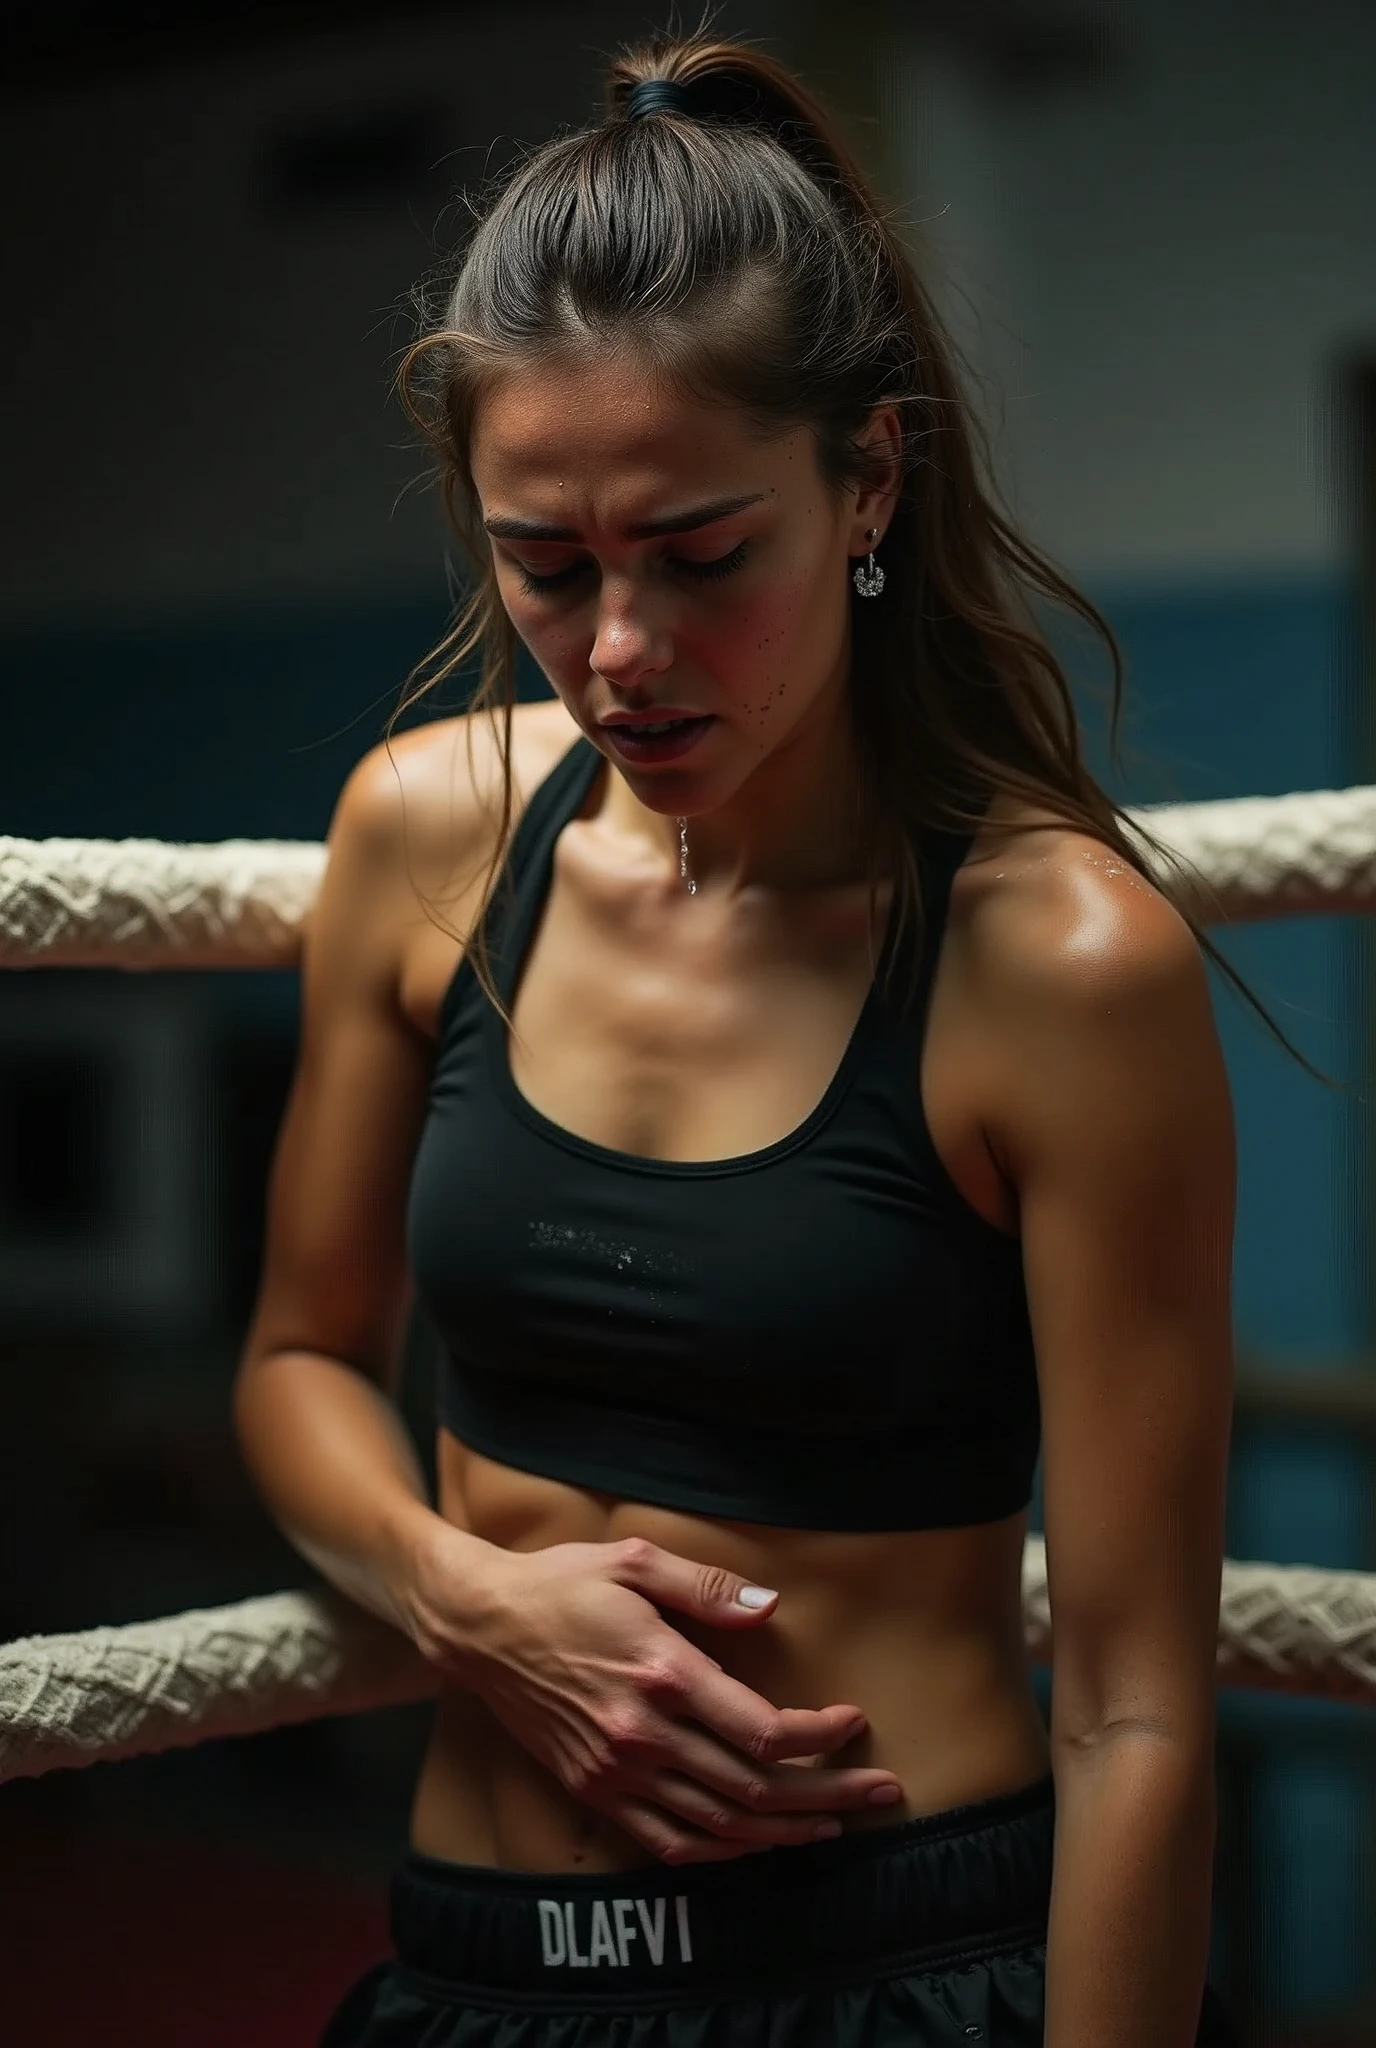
[5,1541,1376,1785]
[1123,784,1376,921]
[6,785,1376,969]
[0,1590,436,1785]
[0,836,326,969]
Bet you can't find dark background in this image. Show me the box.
[1,2,1374,2042]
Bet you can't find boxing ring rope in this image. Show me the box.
[3,780,1376,1786]
[6,783,1376,969]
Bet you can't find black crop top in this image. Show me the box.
[406,735,1040,1531]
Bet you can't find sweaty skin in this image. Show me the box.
[394,696,1058,1873]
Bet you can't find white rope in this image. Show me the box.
[4,1542,1376,1784]
[0,1590,436,1784]
[0,835,326,968]
[1122,784,1376,922]
[5,785,1376,969]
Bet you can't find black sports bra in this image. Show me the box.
[406,735,1040,1531]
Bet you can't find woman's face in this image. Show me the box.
[468,353,893,818]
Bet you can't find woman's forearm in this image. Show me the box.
[1045,1729,1216,2048]
[231,1348,497,1640]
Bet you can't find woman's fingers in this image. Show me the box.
[660,1720,900,1818]
[605,1797,771,1865]
[642,1730,902,1843]
[642,1769,865,1847]
[677,1655,879,1769]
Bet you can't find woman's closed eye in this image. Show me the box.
[511,540,749,597]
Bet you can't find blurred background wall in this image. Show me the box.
[0,1,1373,2042]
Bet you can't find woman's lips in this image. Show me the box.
[600,714,716,765]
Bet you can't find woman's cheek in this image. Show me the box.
[513,607,585,690]
[720,588,815,735]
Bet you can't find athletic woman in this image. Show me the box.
[233,32,1251,2046]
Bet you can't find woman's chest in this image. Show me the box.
[510,918,871,1164]
[400,878,1016,1236]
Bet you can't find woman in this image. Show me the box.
[232,30,1257,2047]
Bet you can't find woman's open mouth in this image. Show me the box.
[600,715,717,765]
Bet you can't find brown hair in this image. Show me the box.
[389,24,1341,1091]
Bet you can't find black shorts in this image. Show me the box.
[319,1775,1244,2046]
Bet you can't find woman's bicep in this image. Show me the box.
[239,744,438,1393]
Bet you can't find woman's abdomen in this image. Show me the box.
[407,1432,1050,1873]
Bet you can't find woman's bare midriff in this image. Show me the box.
[408,1445,1051,1872]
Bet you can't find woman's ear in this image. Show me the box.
[848,405,904,551]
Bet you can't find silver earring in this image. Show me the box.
[677,817,697,895]
[852,527,885,598]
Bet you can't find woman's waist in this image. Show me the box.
[410,1628,1050,1876]
[422,1452,1044,1871]
[440,1467,1038,1719]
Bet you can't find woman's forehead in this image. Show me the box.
[470,357,801,484]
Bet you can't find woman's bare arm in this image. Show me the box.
[231,727,495,1632]
[975,854,1236,2048]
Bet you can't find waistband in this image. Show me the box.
[390,1775,1054,2005]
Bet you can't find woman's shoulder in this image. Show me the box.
[952,789,1204,1018]
[329,695,584,898]
[949,792,1226,1207]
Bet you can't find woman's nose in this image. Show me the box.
[589,588,672,687]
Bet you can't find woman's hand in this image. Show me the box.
[407,1527,904,1864]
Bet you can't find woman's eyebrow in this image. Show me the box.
[483,492,764,543]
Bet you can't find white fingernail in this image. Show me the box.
[737,1585,777,1608]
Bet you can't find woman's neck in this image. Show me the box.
[597,693,877,897]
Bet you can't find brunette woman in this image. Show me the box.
[234,31,1252,2046]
